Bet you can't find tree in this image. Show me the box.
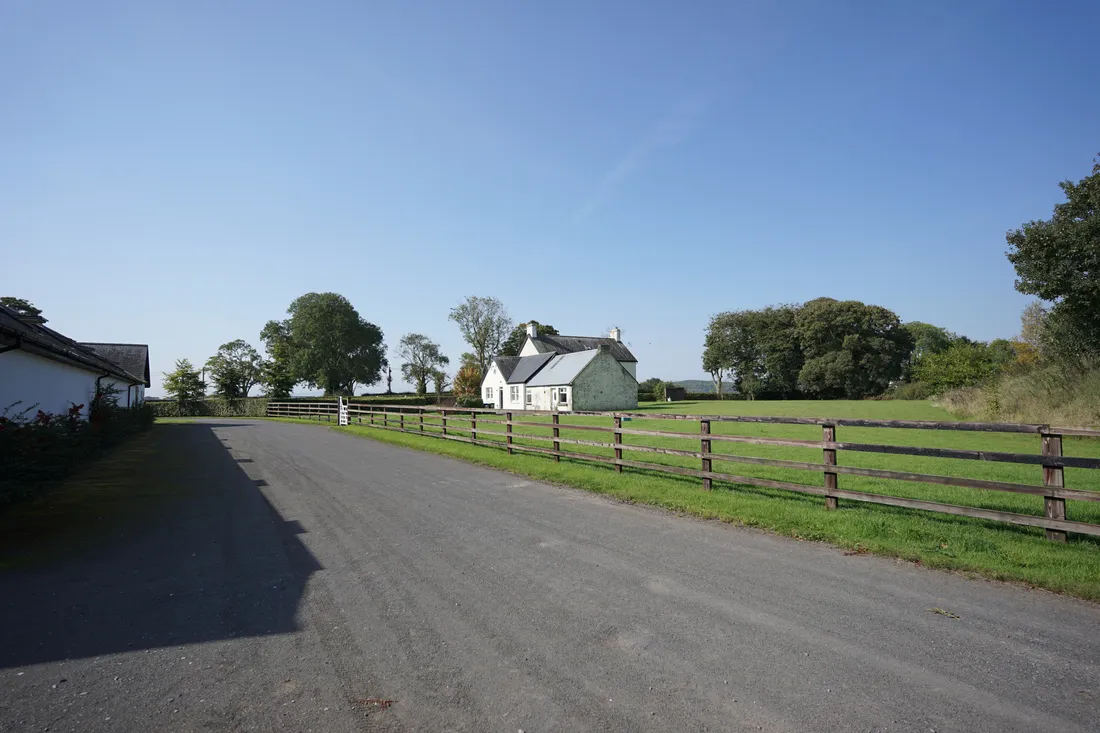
[453,363,483,405]
[795,298,911,399]
[398,333,449,396]
[272,293,385,396]
[163,359,205,405]
[499,321,559,357]
[703,306,802,399]
[913,342,1003,393]
[0,297,42,318]
[259,320,297,399]
[448,296,513,373]
[385,364,393,394]
[1006,157,1100,359]
[702,315,734,397]
[204,339,262,398]
[430,369,449,404]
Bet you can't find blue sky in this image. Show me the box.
[3,1,1098,395]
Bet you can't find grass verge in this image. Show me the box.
[335,420,1100,601]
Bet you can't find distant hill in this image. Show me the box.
[671,380,716,393]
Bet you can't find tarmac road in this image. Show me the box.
[2,419,1099,732]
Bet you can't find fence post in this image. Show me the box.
[419,407,424,432]
[823,424,838,510]
[471,410,477,442]
[552,413,560,462]
[442,409,448,436]
[506,412,513,455]
[701,419,712,490]
[400,409,405,431]
[1042,432,1067,542]
[614,415,623,473]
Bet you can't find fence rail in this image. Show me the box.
[266,401,1100,542]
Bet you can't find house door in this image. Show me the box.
[498,387,503,409]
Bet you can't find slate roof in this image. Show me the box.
[526,350,600,387]
[491,356,521,381]
[0,306,146,384]
[505,352,555,385]
[80,343,151,387]
[529,334,636,362]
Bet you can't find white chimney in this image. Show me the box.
[526,322,538,338]
[610,327,621,342]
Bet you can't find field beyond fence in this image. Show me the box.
[268,401,1100,544]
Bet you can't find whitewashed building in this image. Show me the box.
[0,305,150,420]
[481,325,638,411]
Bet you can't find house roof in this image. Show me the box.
[526,350,601,387]
[79,343,151,387]
[491,356,522,381]
[0,306,146,384]
[529,334,637,362]
[506,352,555,385]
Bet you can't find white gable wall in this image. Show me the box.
[480,362,508,408]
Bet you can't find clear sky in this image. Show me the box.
[3,1,1098,395]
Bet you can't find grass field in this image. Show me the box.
[337,399,1100,600]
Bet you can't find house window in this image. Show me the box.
[558,387,568,403]
[526,391,532,405]
[484,387,493,399]
[510,386,520,402]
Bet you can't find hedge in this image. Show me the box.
[0,402,155,506]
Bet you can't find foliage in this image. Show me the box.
[703,306,804,399]
[397,333,449,396]
[162,359,206,406]
[0,297,42,317]
[0,400,153,505]
[1006,157,1100,361]
[147,398,271,418]
[453,363,483,402]
[258,320,297,399]
[913,342,1004,394]
[205,339,262,398]
[941,361,1100,428]
[455,395,484,408]
[272,292,386,396]
[651,380,670,402]
[448,295,513,373]
[795,298,912,399]
[430,369,450,403]
[499,321,559,357]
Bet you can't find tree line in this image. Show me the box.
[161,292,563,407]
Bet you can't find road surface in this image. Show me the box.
[2,419,1099,732]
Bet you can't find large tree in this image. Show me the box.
[163,359,205,404]
[499,321,559,357]
[397,333,449,396]
[448,296,513,373]
[258,320,298,399]
[702,306,801,399]
[795,298,911,399]
[268,292,386,396]
[0,297,42,318]
[1006,157,1100,360]
[204,339,262,398]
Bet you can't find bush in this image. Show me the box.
[0,400,154,506]
[455,395,484,408]
[887,381,936,400]
[940,364,1100,427]
[147,398,270,418]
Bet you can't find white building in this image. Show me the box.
[481,325,638,411]
[0,305,150,420]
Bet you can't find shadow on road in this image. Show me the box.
[0,422,321,669]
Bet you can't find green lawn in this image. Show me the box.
[339,399,1100,600]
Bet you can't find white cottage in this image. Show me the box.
[0,305,150,419]
[481,325,638,412]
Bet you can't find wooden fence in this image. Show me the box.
[266,401,1100,542]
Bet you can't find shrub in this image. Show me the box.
[888,381,936,400]
[455,395,484,408]
[0,400,154,506]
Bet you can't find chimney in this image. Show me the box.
[610,327,621,342]
[526,322,537,338]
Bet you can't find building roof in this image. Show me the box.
[526,350,601,387]
[79,343,151,387]
[529,334,637,362]
[491,355,522,381]
[0,306,146,384]
[506,352,555,385]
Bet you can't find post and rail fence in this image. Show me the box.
[266,401,1100,542]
